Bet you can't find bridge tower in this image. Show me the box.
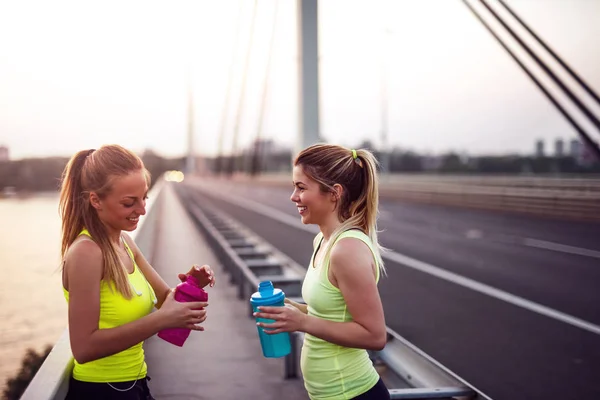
[296,0,321,157]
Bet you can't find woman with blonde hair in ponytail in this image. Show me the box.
[253,144,390,399]
[60,144,215,400]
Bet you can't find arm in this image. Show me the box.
[66,240,207,364]
[285,298,308,314]
[302,238,387,350]
[122,233,215,310]
[256,238,387,351]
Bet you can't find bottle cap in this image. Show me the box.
[250,281,285,306]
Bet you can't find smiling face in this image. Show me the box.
[90,169,148,232]
[291,165,335,225]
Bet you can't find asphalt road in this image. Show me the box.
[179,179,600,400]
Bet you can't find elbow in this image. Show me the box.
[367,330,387,351]
[71,344,94,364]
[369,338,386,352]
[72,350,91,365]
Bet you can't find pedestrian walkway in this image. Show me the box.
[143,183,308,400]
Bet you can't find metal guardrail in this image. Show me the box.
[376,329,491,399]
[227,174,600,221]
[258,172,600,191]
[20,178,167,400]
[176,184,306,379]
[377,186,600,221]
[175,184,491,399]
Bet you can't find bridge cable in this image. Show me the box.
[461,0,600,159]
[215,0,245,175]
[496,0,600,107]
[250,0,280,176]
[478,0,600,136]
[228,0,260,176]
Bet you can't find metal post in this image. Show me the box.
[216,0,244,175]
[379,28,392,174]
[285,332,300,379]
[251,0,280,176]
[228,0,259,176]
[296,0,321,158]
[186,77,196,175]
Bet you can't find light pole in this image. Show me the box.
[379,27,392,174]
[185,69,196,175]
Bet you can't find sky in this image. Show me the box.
[0,0,599,160]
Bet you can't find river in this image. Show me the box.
[0,193,67,392]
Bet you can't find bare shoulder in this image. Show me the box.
[330,237,374,278]
[64,237,103,279]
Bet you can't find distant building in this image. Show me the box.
[535,139,545,157]
[569,138,581,159]
[421,155,442,171]
[0,145,9,162]
[554,139,564,157]
[569,138,599,166]
[580,141,599,166]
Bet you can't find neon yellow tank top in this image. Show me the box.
[62,229,156,383]
[300,230,381,399]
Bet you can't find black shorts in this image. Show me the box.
[351,378,391,400]
[65,376,155,400]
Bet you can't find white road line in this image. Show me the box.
[383,251,600,336]
[193,182,600,337]
[523,238,600,260]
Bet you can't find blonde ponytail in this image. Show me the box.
[294,144,386,274]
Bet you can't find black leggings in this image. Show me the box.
[352,378,391,400]
[65,376,155,400]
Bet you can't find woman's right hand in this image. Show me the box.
[156,289,208,331]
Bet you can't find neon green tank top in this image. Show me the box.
[300,230,381,399]
[62,229,156,383]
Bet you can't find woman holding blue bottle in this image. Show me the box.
[254,144,390,399]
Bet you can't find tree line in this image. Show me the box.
[0,152,186,193]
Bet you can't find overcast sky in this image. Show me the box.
[0,0,599,160]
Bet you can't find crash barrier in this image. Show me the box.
[175,184,491,399]
[229,174,600,221]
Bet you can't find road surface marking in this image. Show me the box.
[194,182,600,336]
[523,238,600,260]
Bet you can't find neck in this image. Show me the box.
[103,224,122,247]
[319,214,343,241]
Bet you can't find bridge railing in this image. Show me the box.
[20,178,166,400]
[176,183,491,399]
[24,176,493,400]
[231,173,600,221]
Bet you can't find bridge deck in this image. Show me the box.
[143,184,308,399]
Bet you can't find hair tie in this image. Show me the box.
[87,149,96,157]
[351,149,363,168]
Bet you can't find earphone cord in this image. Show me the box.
[106,358,145,392]
[106,236,154,392]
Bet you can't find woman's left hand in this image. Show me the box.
[178,264,216,288]
[254,305,308,334]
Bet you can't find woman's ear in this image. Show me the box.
[89,192,102,211]
[331,184,344,202]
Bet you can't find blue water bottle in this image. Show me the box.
[250,281,292,358]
